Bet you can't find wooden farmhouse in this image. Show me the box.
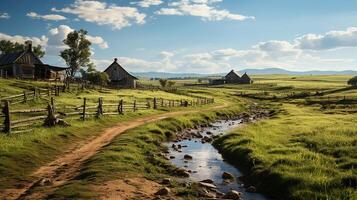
[224,70,253,84]
[0,42,67,80]
[104,58,138,88]
[225,70,241,84]
[240,72,253,84]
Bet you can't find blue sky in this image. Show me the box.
[1,0,357,73]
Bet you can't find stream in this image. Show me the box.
[166,119,267,200]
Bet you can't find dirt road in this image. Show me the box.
[1,104,228,200]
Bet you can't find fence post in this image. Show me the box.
[82,98,86,121]
[47,88,50,97]
[161,98,164,107]
[44,103,56,127]
[23,91,27,103]
[3,101,11,133]
[33,88,37,100]
[96,97,103,117]
[153,98,157,109]
[118,99,123,114]
[133,100,136,112]
[51,97,55,114]
[56,86,60,96]
[147,100,151,109]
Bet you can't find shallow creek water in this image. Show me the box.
[167,119,267,200]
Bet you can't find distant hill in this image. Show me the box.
[133,68,357,79]
[133,72,216,79]
[239,68,357,75]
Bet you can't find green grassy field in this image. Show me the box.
[211,75,357,200]
[0,77,213,190]
[0,75,356,200]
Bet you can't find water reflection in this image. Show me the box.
[167,120,267,200]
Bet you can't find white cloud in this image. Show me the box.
[156,0,254,21]
[26,12,66,21]
[47,25,109,55]
[52,0,146,30]
[93,56,176,72]
[296,27,357,50]
[0,33,48,47]
[86,35,109,49]
[156,8,183,15]
[160,51,175,59]
[0,12,10,19]
[0,24,108,58]
[133,0,163,8]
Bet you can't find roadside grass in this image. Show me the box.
[214,103,357,200]
[0,109,167,189]
[47,106,246,200]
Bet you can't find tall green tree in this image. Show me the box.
[0,40,45,58]
[60,29,91,78]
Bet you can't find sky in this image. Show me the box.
[1,0,357,73]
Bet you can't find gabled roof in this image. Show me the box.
[0,49,43,66]
[104,58,138,80]
[226,70,241,78]
[241,72,251,79]
[0,51,26,66]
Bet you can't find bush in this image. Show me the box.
[159,79,167,87]
[87,72,110,86]
[347,76,357,87]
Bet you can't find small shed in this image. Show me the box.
[225,70,241,84]
[209,79,226,85]
[0,42,67,80]
[104,58,138,88]
[240,72,253,84]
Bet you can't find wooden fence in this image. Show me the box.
[305,96,357,105]
[0,86,64,105]
[0,97,214,134]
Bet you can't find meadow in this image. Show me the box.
[0,75,356,199]
[213,75,357,199]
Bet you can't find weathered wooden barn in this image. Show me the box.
[225,70,242,84]
[0,42,67,80]
[223,70,253,84]
[104,58,138,88]
[240,72,253,84]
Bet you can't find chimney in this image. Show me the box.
[25,40,32,52]
[114,58,118,62]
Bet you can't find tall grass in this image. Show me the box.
[214,104,357,199]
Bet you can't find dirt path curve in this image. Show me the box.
[1,103,228,200]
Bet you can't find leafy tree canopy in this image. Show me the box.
[0,40,45,58]
[60,29,91,78]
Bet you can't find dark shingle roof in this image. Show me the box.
[0,51,26,66]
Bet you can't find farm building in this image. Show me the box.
[225,70,253,84]
[104,58,138,88]
[0,42,67,80]
[225,70,241,84]
[240,72,253,84]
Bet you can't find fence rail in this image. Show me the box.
[305,96,357,105]
[1,96,214,134]
[0,86,64,105]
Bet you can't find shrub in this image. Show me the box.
[87,72,110,86]
[159,79,167,87]
[347,76,357,87]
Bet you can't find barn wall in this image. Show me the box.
[105,63,136,88]
[225,72,240,84]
